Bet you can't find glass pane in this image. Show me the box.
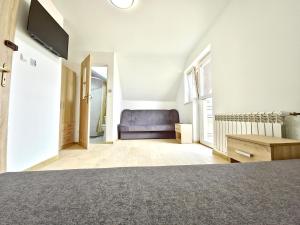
[202,97,214,145]
[187,70,197,101]
[200,59,212,97]
[187,72,193,100]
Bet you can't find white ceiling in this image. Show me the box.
[52,0,230,101]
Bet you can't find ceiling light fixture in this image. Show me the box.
[110,0,134,9]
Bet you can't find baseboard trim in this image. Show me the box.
[25,155,59,171]
[60,142,85,150]
[199,142,214,149]
[212,149,230,161]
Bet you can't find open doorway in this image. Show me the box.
[198,54,214,147]
[79,54,111,149]
[89,67,107,144]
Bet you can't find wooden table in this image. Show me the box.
[227,135,300,163]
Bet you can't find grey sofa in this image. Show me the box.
[118,109,180,140]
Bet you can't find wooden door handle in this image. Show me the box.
[1,64,10,87]
[0,66,10,73]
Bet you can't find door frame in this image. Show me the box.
[79,57,111,148]
[197,54,214,148]
[89,65,108,144]
[0,0,20,172]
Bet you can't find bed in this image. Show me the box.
[0,160,299,225]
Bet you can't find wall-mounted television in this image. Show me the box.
[27,0,69,59]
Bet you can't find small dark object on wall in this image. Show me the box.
[4,40,18,51]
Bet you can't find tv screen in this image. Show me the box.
[27,0,69,59]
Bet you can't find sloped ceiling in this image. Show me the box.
[52,0,230,101]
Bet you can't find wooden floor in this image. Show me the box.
[30,139,228,171]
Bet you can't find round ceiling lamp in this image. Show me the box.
[110,0,135,9]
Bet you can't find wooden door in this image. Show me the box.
[79,55,92,149]
[59,65,76,149]
[0,0,19,172]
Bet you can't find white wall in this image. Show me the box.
[123,100,177,111]
[176,79,199,141]
[176,78,193,124]
[7,0,63,172]
[38,0,63,25]
[119,55,183,101]
[112,54,123,141]
[177,0,300,140]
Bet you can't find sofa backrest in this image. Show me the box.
[120,110,179,126]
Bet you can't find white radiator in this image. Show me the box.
[214,112,285,154]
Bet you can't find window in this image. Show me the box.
[182,45,213,146]
[184,69,197,104]
[199,58,212,99]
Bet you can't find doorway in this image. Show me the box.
[89,67,107,144]
[198,55,214,147]
[79,54,110,148]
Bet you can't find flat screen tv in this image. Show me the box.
[27,0,69,59]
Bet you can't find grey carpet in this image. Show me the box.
[0,160,299,225]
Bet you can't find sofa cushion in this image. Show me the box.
[119,124,175,132]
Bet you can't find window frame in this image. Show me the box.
[197,55,212,100]
[184,69,196,104]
